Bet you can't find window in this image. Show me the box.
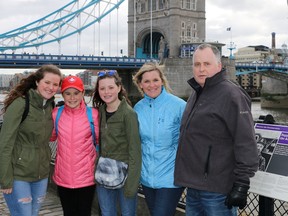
[153,0,156,10]
[140,2,145,13]
[148,0,156,11]
[186,0,190,9]
[159,0,164,10]
[181,21,185,29]
[193,23,197,30]
[181,0,185,9]
[186,26,191,37]
[193,31,197,38]
[191,0,197,10]
[181,0,197,10]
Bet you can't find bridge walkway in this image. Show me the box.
[0,183,185,216]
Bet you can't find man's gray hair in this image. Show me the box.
[193,43,221,63]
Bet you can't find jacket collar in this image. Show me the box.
[187,69,227,93]
[63,99,86,113]
[143,86,168,105]
[100,97,128,113]
[29,89,55,109]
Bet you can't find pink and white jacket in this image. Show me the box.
[51,100,99,188]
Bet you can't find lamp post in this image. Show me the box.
[133,0,136,57]
[150,0,152,58]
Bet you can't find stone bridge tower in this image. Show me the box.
[127,0,206,59]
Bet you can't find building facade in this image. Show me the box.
[127,0,206,58]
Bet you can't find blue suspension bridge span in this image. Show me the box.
[0,0,127,57]
[0,0,155,69]
[236,63,288,82]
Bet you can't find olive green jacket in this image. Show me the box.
[99,98,141,197]
[0,89,54,189]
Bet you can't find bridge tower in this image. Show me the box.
[127,0,206,59]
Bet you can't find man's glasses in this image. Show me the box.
[97,70,117,77]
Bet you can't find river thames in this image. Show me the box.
[0,94,287,124]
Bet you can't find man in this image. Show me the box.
[174,43,258,216]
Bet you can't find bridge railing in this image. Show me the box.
[48,140,288,215]
[235,62,288,70]
[0,53,158,69]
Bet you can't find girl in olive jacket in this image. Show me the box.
[92,70,141,216]
[0,65,62,216]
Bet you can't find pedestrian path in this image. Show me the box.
[0,187,99,216]
[1,187,184,216]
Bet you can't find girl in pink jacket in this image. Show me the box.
[50,76,99,216]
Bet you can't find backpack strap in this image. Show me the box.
[55,105,64,136]
[54,105,99,153]
[20,94,29,124]
[86,106,99,152]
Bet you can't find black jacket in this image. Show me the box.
[174,70,258,194]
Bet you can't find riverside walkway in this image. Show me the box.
[0,185,185,216]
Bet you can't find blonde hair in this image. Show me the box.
[133,62,172,96]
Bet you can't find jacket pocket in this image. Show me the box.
[204,146,212,180]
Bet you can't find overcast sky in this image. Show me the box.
[0,0,287,75]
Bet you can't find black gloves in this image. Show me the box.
[225,182,249,209]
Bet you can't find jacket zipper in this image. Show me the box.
[204,146,212,180]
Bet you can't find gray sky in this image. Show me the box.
[0,0,287,75]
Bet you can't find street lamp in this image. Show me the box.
[133,0,136,57]
[150,0,152,58]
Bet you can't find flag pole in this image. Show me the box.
[227,27,236,59]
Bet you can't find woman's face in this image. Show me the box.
[62,88,84,109]
[98,77,121,105]
[139,70,163,98]
[36,72,61,100]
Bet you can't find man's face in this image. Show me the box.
[193,47,222,87]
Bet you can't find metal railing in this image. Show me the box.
[49,141,288,215]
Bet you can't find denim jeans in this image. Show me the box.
[96,185,137,216]
[3,178,48,216]
[142,185,184,216]
[185,188,237,216]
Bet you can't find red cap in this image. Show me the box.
[61,76,84,92]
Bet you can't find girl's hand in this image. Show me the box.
[1,188,12,194]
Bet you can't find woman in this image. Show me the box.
[50,75,99,216]
[92,70,141,216]
[0,64,62,216]
[133,62,186,216]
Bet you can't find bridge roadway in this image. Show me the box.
[0,53,156,69]
[1,53,288,80]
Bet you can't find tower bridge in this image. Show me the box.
[0,0,287,108]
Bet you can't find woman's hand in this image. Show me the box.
[1,188,12,194]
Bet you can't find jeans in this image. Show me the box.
[142,185,184,216]
[58,184,96,216]
[3,178,48,216]
[185,188,237,216]
[97,185,137,216]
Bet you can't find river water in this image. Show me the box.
[0,94,287,124]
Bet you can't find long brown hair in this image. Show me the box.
[2,64,62,112]
[92,70,131,108]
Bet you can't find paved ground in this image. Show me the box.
[0,186,99,216]
[0,186,185,216]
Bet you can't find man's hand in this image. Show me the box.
[225,183,249,209]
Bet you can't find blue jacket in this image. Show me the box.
[134,88,186,188]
